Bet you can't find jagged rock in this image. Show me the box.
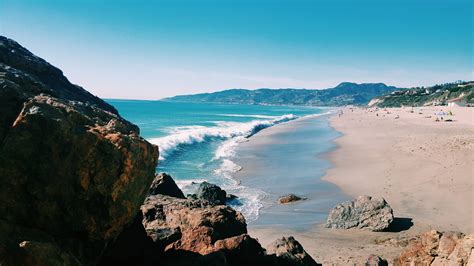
[0,36,117,116]
[266,236,320,266]
[394,230,474,265]
[365,254,388,266]
[326,195,394,231]
[196,182,227,205]
[149,173,186,199]
[212,234,268,265]
[0,36,158,264]
[278,194,306,204]
[141,194,247,255]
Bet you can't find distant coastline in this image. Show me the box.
[163,82,400,107]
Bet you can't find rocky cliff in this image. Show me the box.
[0,36,159,264]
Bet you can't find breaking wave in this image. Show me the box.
[149,114,297,160]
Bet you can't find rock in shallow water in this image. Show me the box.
[196,181,228,205]
[326,195,394,231]
[278,194,307,204]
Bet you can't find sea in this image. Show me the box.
[107,100,337,224]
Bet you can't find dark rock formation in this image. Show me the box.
[394,230,473,265]
[266,236,319,266]
[0,36,158,264]
[326,196,394,231]
[278,194,306,204]
[212,234,269,265]
[105,173,320,265]
[149,173,186,199]
[196,181,227,205]
[0,36,117,116]
[365,254,388,266]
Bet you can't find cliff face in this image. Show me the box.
[0,36,159,264]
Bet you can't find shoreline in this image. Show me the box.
[243,106,473,264]
[323,106,473,233]
[232,111,348,231]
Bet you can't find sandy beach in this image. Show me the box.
[247,106,473,264]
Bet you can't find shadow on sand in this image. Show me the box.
[383,217,413,232]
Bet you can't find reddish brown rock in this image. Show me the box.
[394,230,474,265]
[0,36,158,264]
[278,194,306,204]
[141,194,247,255]
[212,234,268,265]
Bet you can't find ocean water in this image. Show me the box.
[107,100,332,222]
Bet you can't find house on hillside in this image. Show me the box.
[447,100,465,107]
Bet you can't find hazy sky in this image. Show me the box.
[1,0,472,99]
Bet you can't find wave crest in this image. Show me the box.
[149,114,297,160]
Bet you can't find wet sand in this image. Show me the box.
[233,114,349,231]
[238,106,473,264]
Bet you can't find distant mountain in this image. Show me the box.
[368,81,474,107]
[163,82,400,106]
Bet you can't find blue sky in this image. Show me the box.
[1,0,472,99]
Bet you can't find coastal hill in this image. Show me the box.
[368,81,474,107]
[164,82,399,106]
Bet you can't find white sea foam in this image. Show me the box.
[209,111,335,221]
[175,179,207,195]
[212,158,266,222]
[153,111,333,222]
[149,114,297,160]
[217,114,279,119]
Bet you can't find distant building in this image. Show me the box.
[457,82,474,88]
[447,100,465,107]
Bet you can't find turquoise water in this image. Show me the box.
[107,100,331,221]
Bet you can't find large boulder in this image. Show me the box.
[149,173,186,199]
[196,181,228,205]
[141,194,247,254]
[0,36,158,263]
[266,236,320,266]
[326,196,394,231]
[394,230,474,265]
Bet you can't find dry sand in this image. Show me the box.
[250,106,473,265]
